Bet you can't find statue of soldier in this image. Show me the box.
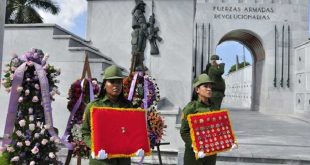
[131,0,149,71]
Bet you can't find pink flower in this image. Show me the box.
[25,89,30,96]
[7,146,15,152]
[29,115,34,122]
[15,130,23,137]
[18,97,23,103]
[16,142,23,147]
[28,107,33,114]
[18,120,26,127]
[32,96,39,102]
[34,84,40,90]
[34,133,40,139]
[16,86,23,92]
[25,140,31,146]
[48,152,55,159]
[41,139,48,145]
[31,146,39,154]
[50,136,56,142]
[10,156,19,162]
[27,61,33,66]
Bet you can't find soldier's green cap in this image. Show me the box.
[210,54,219,60]
[103,65,124,80]
[193,74,214,88]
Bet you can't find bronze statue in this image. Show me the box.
[148,0,162,55]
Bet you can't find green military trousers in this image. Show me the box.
[184,147,217,165]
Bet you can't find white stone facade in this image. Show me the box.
[294,41,310,118]
[0,24,122,137]
[222,65,253,109]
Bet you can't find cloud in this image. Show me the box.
[37,0,87,30]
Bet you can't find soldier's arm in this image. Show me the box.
[209,63,225,76]
[81,102,94,148]
[180,103,194,146]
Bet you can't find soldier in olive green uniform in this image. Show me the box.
[204,55,226,110]
[180,74,217,165]
[81,65,132,165]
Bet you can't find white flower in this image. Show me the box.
[15,130,23,137]
[27,61,33,66]
[30,161,35,165]
[29,123,35,131]
[32,96,39,102]
[7,146,14,152]
[28,107,33,114]
[31,146,39,154]
[44,124,50,129]
[40,128,46,134]
[48,152,55,159]
[36,121,41,127]
[29,115,34,122]
[50,136,56,142]
[34,84,40,90]
[10,156,19,162]
[50,91,56,96]
[25,140,31,146]
[34,133,40,139]
[26,78,31,82]
[18,97,24,103]
[16,142,23,147]
[10,74,14,80]
[55,138,60,144]
[18,120,26,127]
[25,89,30,96]
[92,80,98,85]
[16,86,23,92]
[41,139,48,145]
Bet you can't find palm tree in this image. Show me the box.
[6,0,60,24]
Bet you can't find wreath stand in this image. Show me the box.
[64,54,92,165]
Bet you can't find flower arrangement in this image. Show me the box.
[65,78,100,158]
[0,48,62,164]
[123,72,165,148]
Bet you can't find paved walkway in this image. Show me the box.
[216,108,310,164]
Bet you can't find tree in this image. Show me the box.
[6,0,60,24]
[228,62,250,73]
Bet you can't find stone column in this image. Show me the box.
[0,0,5,79]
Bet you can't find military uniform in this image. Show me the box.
[81,65,132,165]
[180,74,217,165]
[81,95,132,165]
[205,55,226,110]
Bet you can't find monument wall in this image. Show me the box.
[223,65,252,109]
[195,0,308,113]
[87,0,194,109]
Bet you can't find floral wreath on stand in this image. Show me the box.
[123,72,166,149]
[64,78,100,158]
[0,48,62,164]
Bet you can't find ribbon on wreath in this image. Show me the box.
[2,62,59,146]
[128,72,139,101]
[61,79,94,149]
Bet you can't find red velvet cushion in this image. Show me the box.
[91,106,151,158]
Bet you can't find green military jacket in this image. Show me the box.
[81,95,132,165]
[207,63,225,98]
[180,99,217,148]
